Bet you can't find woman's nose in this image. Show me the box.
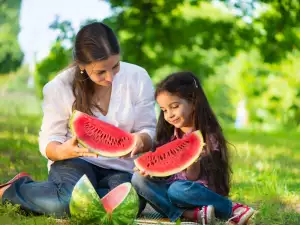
[105,71,113,82]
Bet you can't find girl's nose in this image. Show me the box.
[167,111,175,119]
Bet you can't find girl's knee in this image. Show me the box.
[167,181,194,202]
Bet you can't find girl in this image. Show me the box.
[0,22,155,216]
[132,72,255,225]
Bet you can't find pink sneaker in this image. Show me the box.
[228,203,255,225]
[194,205,215,225]
[0,172,31,188]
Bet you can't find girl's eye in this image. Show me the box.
[172,105,179,109]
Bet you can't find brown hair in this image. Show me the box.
[71,22,120,115]
[155,71,231,196]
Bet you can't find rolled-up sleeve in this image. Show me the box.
[38,80,70,158]
[132,70,157,142]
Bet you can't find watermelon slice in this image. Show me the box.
[70,175,139,225]
[134,130,205,177]
[70,110,136,157]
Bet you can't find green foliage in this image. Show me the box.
[2,65,33,93]
[207,49,300,130]
[0,0,24,74]
[34,42,71,98]
[32,0,300,130]
[104,1,252,77]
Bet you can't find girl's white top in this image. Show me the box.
[39,62,156,173]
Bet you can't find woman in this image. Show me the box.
[0,22,156,217]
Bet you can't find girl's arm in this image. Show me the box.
[185,160,201,181]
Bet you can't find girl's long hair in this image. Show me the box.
[71,22,120,115]
[155,71,231,196]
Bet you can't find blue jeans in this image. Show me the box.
[2,158,132,217]
[132,172,232,222]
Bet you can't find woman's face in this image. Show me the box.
[81,54,120,87]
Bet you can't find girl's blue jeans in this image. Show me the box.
[2,158,136,217]
[132,172,232,222]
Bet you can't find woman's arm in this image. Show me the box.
[39,78,97,161]
[46,138,97,161]
[130,69,157,156]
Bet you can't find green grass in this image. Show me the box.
[0,88,299,224]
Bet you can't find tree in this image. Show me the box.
[0,0,24,74]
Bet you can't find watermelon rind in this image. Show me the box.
[103,182,139,225]
[134,130,205,177]
[70,175,139,225]
[69,110,136,157]
[69,174,106,224]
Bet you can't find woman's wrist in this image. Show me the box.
[138,133,152,153]
[46,142,62,161]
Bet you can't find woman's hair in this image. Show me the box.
[155,71,231,196]
[72,22,120,115]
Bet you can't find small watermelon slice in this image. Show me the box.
[70,110,136,157]
[70,175,139,225]
[134,130,205,177]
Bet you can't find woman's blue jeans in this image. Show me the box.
[131,172,232,222]
[2,158,133,217]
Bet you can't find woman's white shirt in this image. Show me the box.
[39,62,156,173]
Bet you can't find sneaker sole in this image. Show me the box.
[206,205,215,225]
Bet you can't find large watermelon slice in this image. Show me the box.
[70,175,139,225]
[134,130,205,177]
[70,110,136,157]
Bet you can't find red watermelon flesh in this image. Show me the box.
[70,110,136,157]
[101,183,131,213]
[134,131,205,177]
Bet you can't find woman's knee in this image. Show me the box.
[131,172,149,191]
[107,172,132,189]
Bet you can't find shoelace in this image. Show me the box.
[225,213,239,225]
[199,208,207,224]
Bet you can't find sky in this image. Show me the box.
[19,0,112,69]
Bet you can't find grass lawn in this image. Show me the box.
[0,87,299,224]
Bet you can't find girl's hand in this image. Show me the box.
[56,136,98,160]
[133,167,151,177]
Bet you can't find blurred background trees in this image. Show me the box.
[3,0,300,130]
[0,0,24,74]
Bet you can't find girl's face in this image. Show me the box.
[156,91,194,133]
[80,54,120,87]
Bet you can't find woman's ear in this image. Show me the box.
[78,65,85,71]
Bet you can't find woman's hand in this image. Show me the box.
[120,133,151,158]
[46,136,98,161]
